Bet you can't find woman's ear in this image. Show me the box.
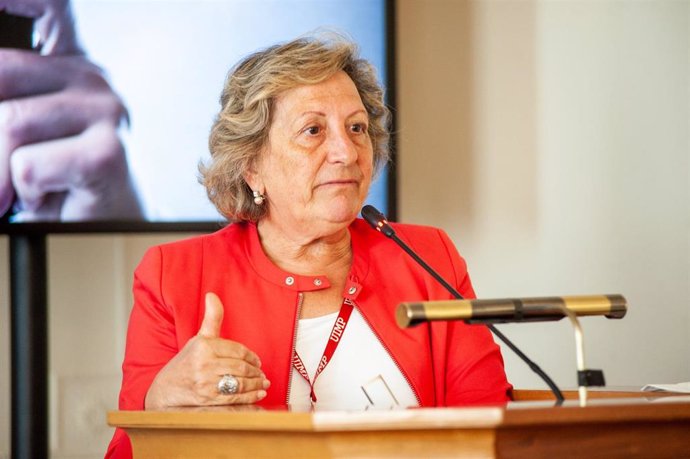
[243,158,262,192]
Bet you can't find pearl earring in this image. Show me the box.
[253,190,265,206]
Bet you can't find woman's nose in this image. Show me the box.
[325,128,358,164]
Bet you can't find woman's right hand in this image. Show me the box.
[144,292,270,409]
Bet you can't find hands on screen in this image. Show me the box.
[0,0,143,221]
[144,293,270,410]
[0,0,83,55]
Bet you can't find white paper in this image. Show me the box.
[641,382,690,393]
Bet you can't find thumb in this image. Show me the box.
[198,292,224,338]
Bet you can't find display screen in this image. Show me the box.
[0,0,391,233]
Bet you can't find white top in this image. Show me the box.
[288,307,419,412]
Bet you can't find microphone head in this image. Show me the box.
[361,205,384,226]
[361,205,395,237]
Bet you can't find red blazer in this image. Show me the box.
[106,219,511,457]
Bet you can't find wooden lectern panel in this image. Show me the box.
[126,428,497,458]
[498,401,690,459]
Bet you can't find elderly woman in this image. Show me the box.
[106,35,510,457]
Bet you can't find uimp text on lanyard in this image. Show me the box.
[292,297,355,403]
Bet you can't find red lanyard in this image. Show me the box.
[292,298,355,403]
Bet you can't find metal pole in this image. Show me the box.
[556,304,589,407]
[10,234,48,459]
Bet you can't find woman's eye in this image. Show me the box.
[351,123,366,133]
[305,126,321,136]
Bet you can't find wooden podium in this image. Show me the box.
[108,391,690,458]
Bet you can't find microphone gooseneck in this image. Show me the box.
[361,204,565,403]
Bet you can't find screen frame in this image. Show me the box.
[0,0,397,235]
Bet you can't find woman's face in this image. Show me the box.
[248,71,374,238]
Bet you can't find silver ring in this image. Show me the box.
[217,374,239,395]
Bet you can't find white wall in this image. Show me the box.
[1,1,689,457]
[397,0,689,389]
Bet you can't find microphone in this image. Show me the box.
[361,205,395,237]
[361,204,566,402]
[397,295,627,328]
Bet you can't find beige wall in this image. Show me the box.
[397,0,689,390]
[1,1,689,457]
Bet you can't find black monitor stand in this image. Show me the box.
[10,234,48,459]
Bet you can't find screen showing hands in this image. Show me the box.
[0,0,142,222]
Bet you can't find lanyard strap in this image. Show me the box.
[292,298,355,403]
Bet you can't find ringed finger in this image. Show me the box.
[216,374,270,397]
[240,375,271,393]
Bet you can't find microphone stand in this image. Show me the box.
[556,305,605,406]
[362,205,565,404]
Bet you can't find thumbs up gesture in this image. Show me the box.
[198,292,225,337]
[144,293,270,409]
